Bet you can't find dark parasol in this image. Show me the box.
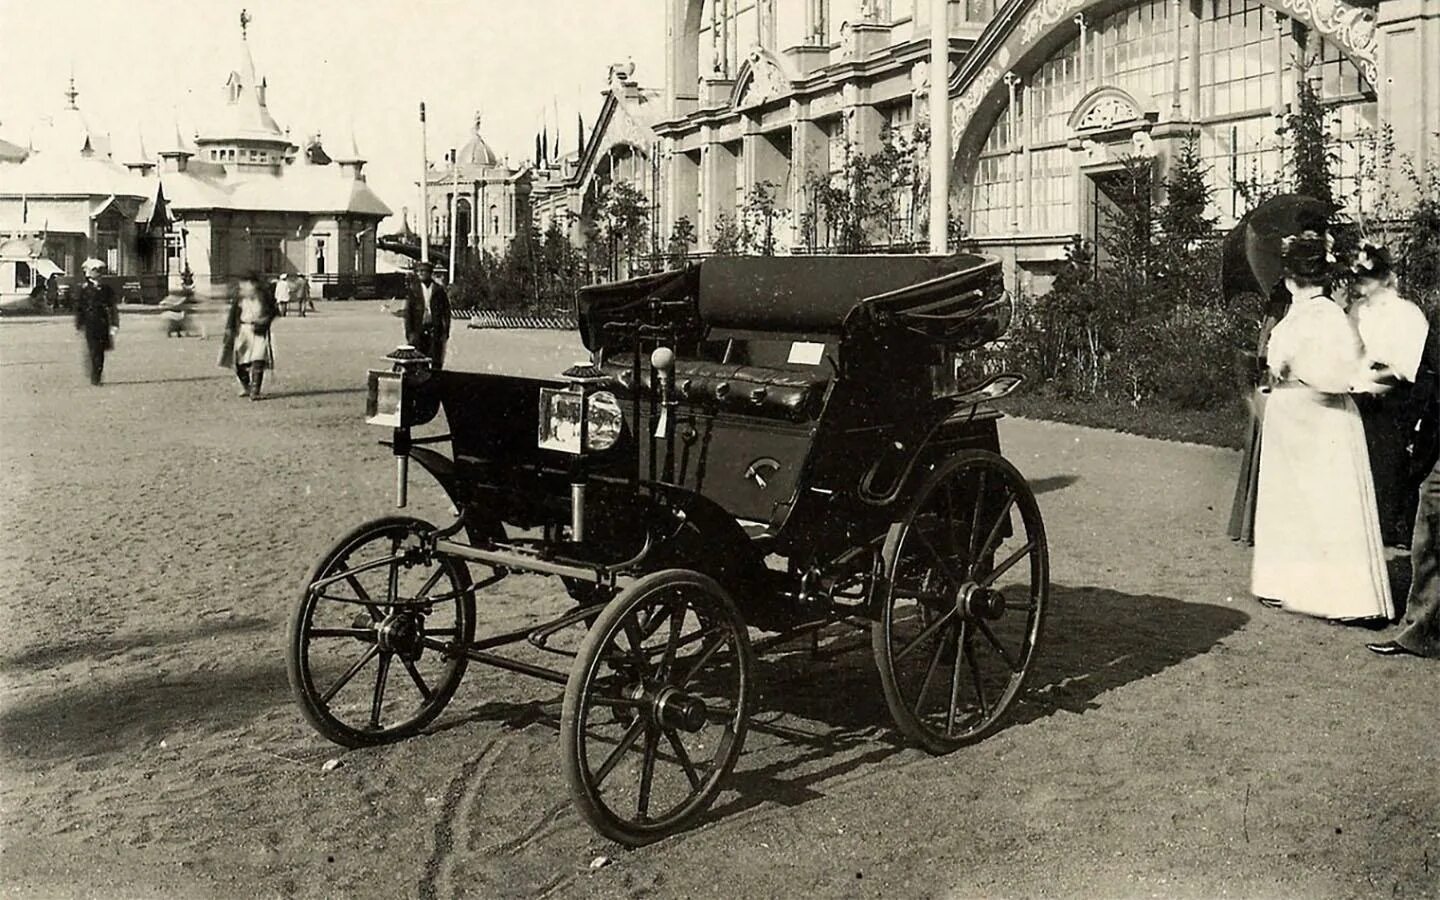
[1221,193,1330,300]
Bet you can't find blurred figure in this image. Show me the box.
[218,273,278,400]
[293,273,314,316]
[274,272,291,317]
[1347,241,1429,547]
[74,258,118,386]
[403,260,450,370]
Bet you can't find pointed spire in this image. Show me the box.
[64,70,79,111]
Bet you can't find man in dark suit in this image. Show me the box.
[74,258,118,385]
[403,260,450,370]
[1369,309,1439,658]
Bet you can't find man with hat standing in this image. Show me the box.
[74,258,118,385]
[403,260,450,370]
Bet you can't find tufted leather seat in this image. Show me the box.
[600,360,830,423]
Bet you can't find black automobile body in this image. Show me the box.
[287,254,1049,846]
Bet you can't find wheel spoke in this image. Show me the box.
[319,644,379,705]
[657,607,685,681]
[414,565,446,601]
[975,493,1018,564]
[307,627,376,639]
[946,621,967,736]
[622,621,652,678]
[914,622,948,714]
[894,607,955,663]
[593,717,645,787]
[909,525,966,588]
[337,566,384,621]
[664,728,703,790]
[386,538,401,604]
[677,630,729,688]
[370,652,393,728]
[965,638,988,720]
[967,471,987,571]
[636,725,659,821]
[974,618,1021,672]
[979,539,1035,588]
[401,656,433,703]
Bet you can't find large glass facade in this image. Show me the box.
[968,0,1376,236]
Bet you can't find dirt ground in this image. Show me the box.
[0,306,1436,900]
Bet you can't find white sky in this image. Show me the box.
[0,0,666,227]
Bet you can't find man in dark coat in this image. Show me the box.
[1369,308,1440,658]
[403,260,450,369]
[74,258,118,385]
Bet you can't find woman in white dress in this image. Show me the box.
[1251,231,1393,622]
[1346,241,1430,546]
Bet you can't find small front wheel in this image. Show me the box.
[561,569,754,846]
[287,516,476,747]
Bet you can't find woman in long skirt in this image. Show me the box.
[218,273,278,400]
[1346,241,1430,547]
[1227,284,1291,544]
[1251,231,1393,622]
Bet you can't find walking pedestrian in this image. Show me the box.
[274,272,291,317]
[293,273,314,317]
[74,258,118,386]
[218,273,278,401]
[403,260,450,370]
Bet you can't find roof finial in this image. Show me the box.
[64,66,78,110]
[240,8,251,40]
[474,110,483,134]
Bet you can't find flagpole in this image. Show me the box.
[419,101,430,266]
[928,0,950,254]
[449,149,459,282]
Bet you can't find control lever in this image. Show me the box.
[651,346,675,439]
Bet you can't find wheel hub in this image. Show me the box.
[959,582,1006,620]
[653,687,708,733]
[375,612,425,661]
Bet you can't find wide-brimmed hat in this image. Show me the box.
[81,257,106,273]
[1352,240,1394,282]
[414,259,434,272]
[1280,230,1330,282]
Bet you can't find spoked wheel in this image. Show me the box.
[561,569,754,846]
[872,450,1048,753]
[287,516,477,748]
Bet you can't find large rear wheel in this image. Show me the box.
[287,516,477,747]
[872,450,1048,753]
[561,569,754,846]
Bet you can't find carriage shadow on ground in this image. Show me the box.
[418,583,1249,832]
[702,583,1250,824]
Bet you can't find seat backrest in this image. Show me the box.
[696,255,979,336]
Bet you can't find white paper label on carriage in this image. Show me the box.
[787,341,825,365]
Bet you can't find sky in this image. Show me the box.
[0,0,666,227]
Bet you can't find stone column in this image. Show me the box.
[1376,0,1440,196]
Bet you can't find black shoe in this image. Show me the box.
[1257,597,1282,609]
[1366,640,1418,657]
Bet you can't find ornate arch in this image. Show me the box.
[949,0,1380,193]
[729,47,794,110]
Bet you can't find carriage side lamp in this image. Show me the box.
[538,363,625,542]
[650,346,675,439]
[366,345,433,508]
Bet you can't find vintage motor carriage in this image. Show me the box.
[285,254,1049,846]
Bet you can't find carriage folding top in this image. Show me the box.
[289,254,1047,847]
